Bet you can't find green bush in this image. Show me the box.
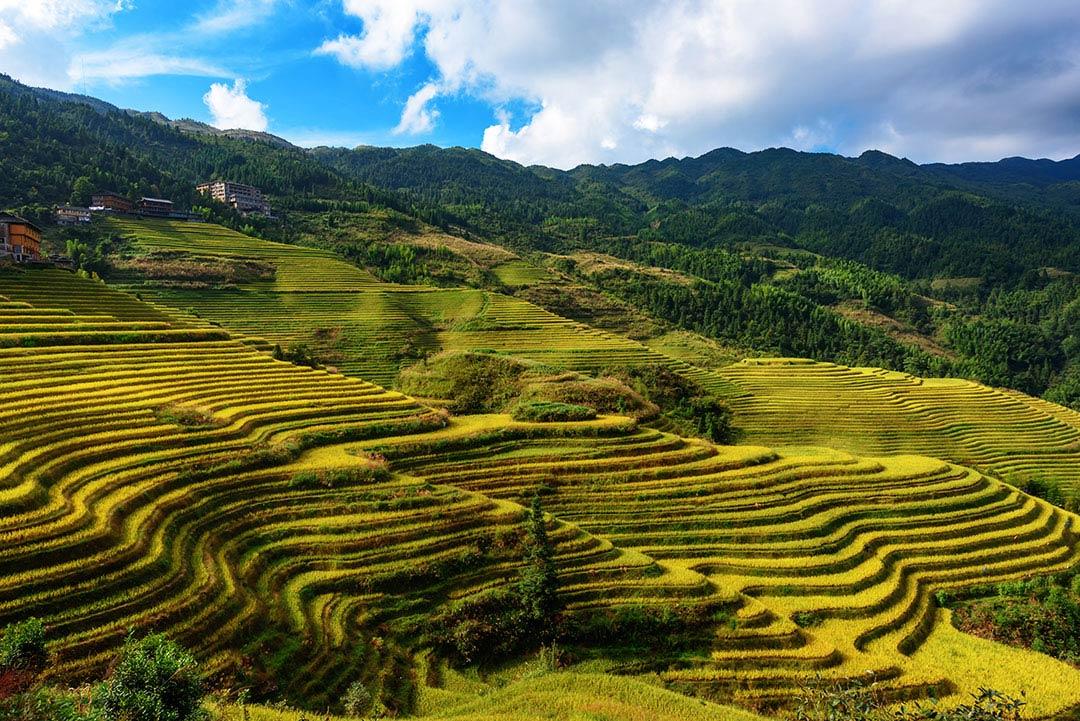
[342,681,373,717]
[0,619,47,673]
[511,401,596,423]
[601,364,734,442]
[516,377,657,419]
[99,634,205,721]
[397,351,528,412]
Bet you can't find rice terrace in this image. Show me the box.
[4,5,1080,721]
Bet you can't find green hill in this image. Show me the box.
[5,74,1080,721]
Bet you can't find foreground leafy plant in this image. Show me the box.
[99,633,206,721]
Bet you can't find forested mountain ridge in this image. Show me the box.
[314,142,1080,280]
[2,73,1079,408]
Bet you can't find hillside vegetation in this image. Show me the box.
[2,264,1080,719]
[5,74,1080,721]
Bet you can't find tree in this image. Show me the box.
[342,680,373,717]
[70,176,94,206]
[517,495,559,629]
[100,633,205,721]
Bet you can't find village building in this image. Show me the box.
[90,191,134,214]
[196,180,271,216]
[55,205,92,225]
[0,214,43,262]
[136,197,174,217]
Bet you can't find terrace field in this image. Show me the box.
[0,266,766,715]
[104,217,734,393]
[4,224,1080,719]
[357,419,1080,715]
[719,358,1080,499]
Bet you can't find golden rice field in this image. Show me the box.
[0,266,747,711]
[719,358,1080,497]
[358,418,1080,715]
[105,218,735,393]
[5,224,1080,719]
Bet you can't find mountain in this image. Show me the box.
[2,73,1079,406]
[127,110,299,149]
[0,73,351,215]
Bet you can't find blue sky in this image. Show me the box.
[2,1,1080,168]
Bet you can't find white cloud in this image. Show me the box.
[633,114,667,133]
[72,45,230,84]
[319,0,1080,167]
[192,0,279,34]
[0,0,133,87]
[203,79,269,131]
[0,20,17,50]
[393,82,440,135]
[315,0,439,70]
[0,0,129,33]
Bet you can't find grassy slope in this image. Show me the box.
[228,672,770,721]
[104,217,736,395]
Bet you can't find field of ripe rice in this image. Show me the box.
[720,358,1080,497]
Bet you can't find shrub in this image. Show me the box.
[895,688,1026,721]
[0,619,47,673]
[517,377,656,419]
[795,677,882,721]
[397,351,528,412]
[796,680,1025,721]
[342,681,373,717]
[99,634,205,721]
[272,343,322,369]
[511,401,596,423]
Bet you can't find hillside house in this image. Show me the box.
[0,215,43,262]
[55,205,92,225]
[196,180,271,216]
[90,191,134,214]
[137,197,174,217]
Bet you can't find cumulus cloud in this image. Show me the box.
[394,82,441,135]
[315,0,435,70]
[319,0,1080,167]
[203,79,269,131]
[0,0,132,86]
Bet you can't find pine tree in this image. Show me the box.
[518,495,559,630]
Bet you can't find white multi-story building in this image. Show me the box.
[55,205,92,225]
[196,180,271,216]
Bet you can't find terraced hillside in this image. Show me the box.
[360,419,1080,715]
[3,265,1080,717]
[719,359,1080,498]
[105,218,734,393]
[0,266,742,711]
